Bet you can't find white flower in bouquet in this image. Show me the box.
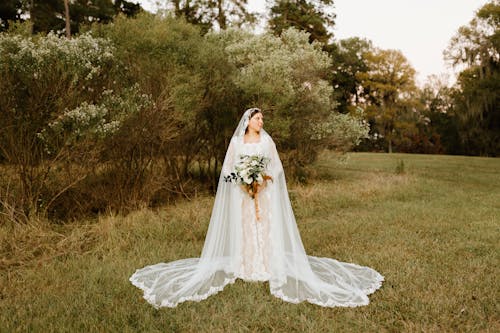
[224,154,273,198]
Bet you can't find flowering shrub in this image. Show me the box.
[0,15,372,219]
[0,32,149,219]
[217,28,370,173]
[0,31,114,85]
[37,85,152,154]
[222,28,332,121]
[0,32,117,148]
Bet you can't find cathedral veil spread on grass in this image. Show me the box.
[129,108,383,308]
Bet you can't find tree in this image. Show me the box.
[168,0,257,33]
[0,32,123,218]
[444,0,499,156]
[268,0,336,44]
[30,0,66,34]
[0,0,23,31]
[114,0,142,17]
[70,0,116,28]
[64,0,70,37]
[420,75,461,154]
[328,37,373,113]
[3,0,142,35]
[357,48,418,153]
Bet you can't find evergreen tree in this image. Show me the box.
[0,0,23,31]
[328,37,373,113]
[169,0,257,34]
[268,0,336,44]
[4,0,142,35]
[115,0,142,17]
[31,0,66,34]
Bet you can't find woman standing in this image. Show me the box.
[130,108,383,308]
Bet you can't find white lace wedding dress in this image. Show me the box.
[239,140,272,282]
[130,109,383,308]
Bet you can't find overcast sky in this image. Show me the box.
[135,0,490,86]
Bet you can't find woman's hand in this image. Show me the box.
[240,180,267,197]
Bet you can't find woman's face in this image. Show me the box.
[248,112,264,133]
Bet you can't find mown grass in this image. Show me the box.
[1,152,499,332]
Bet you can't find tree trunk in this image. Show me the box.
[173,0,180,16]
[64,0,71,38]
[30,0,34,34]
[217,0,226,29]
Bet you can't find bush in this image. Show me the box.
[220,28,369,177]
[0,32,147,220]
[0,14,371,221]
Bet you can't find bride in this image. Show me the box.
[130,108,383,308]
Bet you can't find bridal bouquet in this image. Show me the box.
[224,154,273,220]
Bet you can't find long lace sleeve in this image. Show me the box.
[222,137,237,176]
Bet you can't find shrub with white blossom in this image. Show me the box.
[0,15,372,220]
[214,28,370,173]
[0,32,118,152]
[0,32,148,218]
[220,28,333,135]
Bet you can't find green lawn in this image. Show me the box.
[1,152,499,332]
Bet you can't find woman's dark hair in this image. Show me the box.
[245,108,262,134]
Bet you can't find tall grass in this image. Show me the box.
[1,152,499,332]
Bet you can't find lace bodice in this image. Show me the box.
[223,136,281,183]
[241,139,264,152]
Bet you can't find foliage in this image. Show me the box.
[0,13,372,221]
[0,31,149,219]
[356,48,418,153]
[0,0,142,35]
[167,0,257,33]
[268,0,335,44]
[220,27,368,176]
[310,107,370,151]
[418,75,460,154]
[327,37,373,114]
[0,31,117,161]
[93,12,243,193]
[0,0,22,31]
[268,0,336,44]
[444,0,500,156]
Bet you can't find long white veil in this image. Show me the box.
[130,108,383,308]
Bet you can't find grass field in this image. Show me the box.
[1,152,499,332]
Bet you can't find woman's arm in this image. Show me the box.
[221,137,237,176]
